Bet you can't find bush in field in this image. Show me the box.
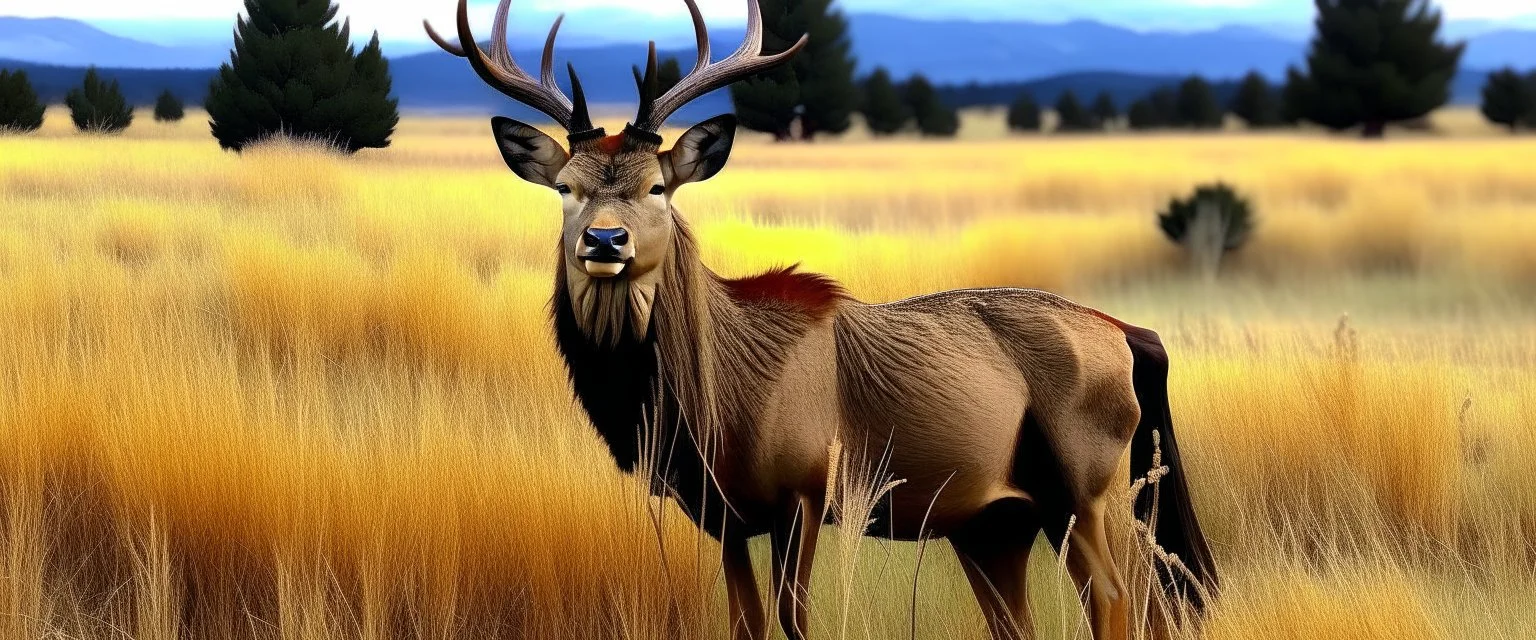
[1232,71,1283,129]
[1055,90,1095,132]
[1006,93,1041,133]
[206,0,398,153]
[1159,182,1255,277]
[1480,68,1534,133]
[153,90,186,123]
[860,68,908,136]
[903,74,958,137]
[0,68,46,132]
[65,67,133,133]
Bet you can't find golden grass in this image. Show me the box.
[1,107,1534,639]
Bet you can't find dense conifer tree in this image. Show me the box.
[206,0,398,152]
[66,67,133,133]
[0,69,46,132]
[1288,0,1465,138]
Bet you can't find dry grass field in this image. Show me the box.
[2,107,1534,639]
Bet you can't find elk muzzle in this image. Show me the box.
[579,227,633,278]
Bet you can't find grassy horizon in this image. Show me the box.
[2,109,1534,639]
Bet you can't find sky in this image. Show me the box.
[7,0,1536,44]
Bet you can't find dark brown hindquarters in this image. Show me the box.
[1123,325,1219,612]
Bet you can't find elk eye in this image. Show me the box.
[556,183,572,195]
[649,184,666,196]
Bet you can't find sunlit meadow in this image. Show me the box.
[1,107,1534,639]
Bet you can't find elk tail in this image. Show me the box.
[1124,324,1219,613]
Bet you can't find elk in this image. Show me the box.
[425,1,1219,638]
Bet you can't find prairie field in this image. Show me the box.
[2,107,1535,640]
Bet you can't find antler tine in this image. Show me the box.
[681,0,710,74]
[426,0,578,130]
[423,19,465,57]
[635,42,662,128]
[736,0,764,60]
[636,0,808,131]
[488,0,516,68]
[540,15,574,112]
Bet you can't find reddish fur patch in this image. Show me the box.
[1086,307,1166,352]
[596,134,626,155]
[723,266,847,318]
[1086,308,1131,333]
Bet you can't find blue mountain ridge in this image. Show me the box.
[0,14,1520,116]
[3,13,1532,77]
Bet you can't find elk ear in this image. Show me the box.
[661,114,737,187]
[491,117,570,190]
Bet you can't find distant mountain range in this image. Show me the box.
[4,13,1533,76]
[0,18,227,68]
[0,14,1526,115]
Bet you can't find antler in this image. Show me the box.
[633,0,809,132]
[424,0,596,133]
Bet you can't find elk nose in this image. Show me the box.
[583,227,629,251]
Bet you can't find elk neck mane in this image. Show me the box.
[552,217,846,521]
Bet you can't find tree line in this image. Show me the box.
[725,0,1490,140]
[2,0,1531,142]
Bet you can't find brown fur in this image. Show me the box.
[554,206,1218,639]
[419,1,1214,634]
[475,91,1215,640]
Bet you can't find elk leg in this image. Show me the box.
[950,502,1041,640]
[1063,496,1130,640]
[724,533,767,640]
[770,495,823,640]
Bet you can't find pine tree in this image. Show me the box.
[1149,87,1178,125]
[1291,0,1465,138]
[733,65,800,141]
[730,0,858,141]
[153,90,186,122]
[1127,99,1160,130]
[1526,72,1536,129]
[0,69,46,132]
[1231,71,1281,129]
[903,74,958,137]
[1480,68,1534,133]
[1174,76,1224,129]
[1055,90,1093,132]
[65,67,133,133]
[860,68,908,136]
[657,57,683,94]
[206,0,399,153]
[1091,91,1118,129]
[1281,66,1309,126]
[1006,93,1041,133]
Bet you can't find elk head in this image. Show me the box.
[426,0,806,343]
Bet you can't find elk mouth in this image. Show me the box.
[579,255,630,278]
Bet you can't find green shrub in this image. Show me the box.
[1158,182,1256,277]
[65,67,134,133]
[153,90,185,123]
[206,0,397,153]
[0,69,46,132]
